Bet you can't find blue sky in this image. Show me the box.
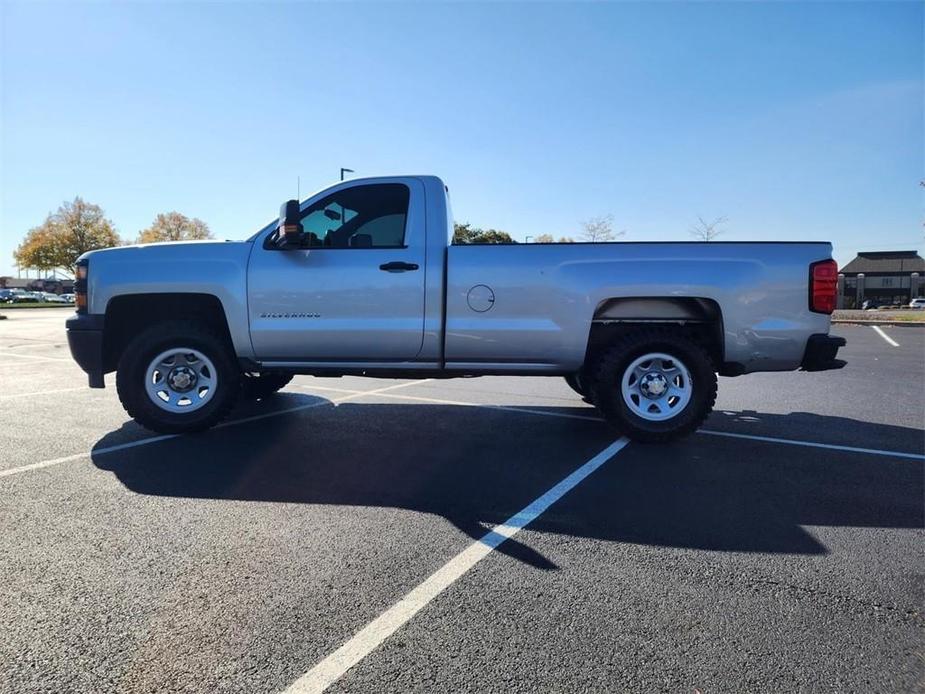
[1,1,922,275]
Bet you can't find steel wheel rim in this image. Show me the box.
[144,347,217,414]
[620,351,693,422]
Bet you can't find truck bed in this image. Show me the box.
[445,241,834,373]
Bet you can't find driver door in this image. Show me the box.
[247,179,426,361]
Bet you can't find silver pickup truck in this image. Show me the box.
[66,175,845,442]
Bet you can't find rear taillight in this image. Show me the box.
[810,259,837,314]
[75,260,89,314]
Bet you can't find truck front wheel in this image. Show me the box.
[116,321,241,434]
[591,328,717,443]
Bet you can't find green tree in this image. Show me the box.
[452,222,516,245]
[137,212,213,244]
[14,197,122,274]
[452,222,478,244]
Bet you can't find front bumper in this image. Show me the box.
[66,313,105,387]
[800,333,846,372]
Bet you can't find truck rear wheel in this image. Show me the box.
[564,372,597,404]
[242,373,293,400]
[564,373,587,397]
[591,328,717,443]
[116,321,240,434]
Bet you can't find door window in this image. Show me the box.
[270,183,410,249]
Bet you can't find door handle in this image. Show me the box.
[379,261,419,272]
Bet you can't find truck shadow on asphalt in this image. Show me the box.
[90,393,924,566]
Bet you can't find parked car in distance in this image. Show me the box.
[909,298,925,310]
[65,175,846,442]
[861,299,882,310]
[0,289,19,303]
[12,291,42,303]
[60,293,76,303]
[40,292,69,303]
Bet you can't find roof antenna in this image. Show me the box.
[297,176,300,201]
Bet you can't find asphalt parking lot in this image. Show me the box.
[1,308,922,693]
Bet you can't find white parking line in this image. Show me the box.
[871,325,899,347]
[381,391,603,421]
[0,338,69,347]
[0,386,88,401]
[4,376,919,478]
[0,379,432,479]
[0,360,56,369]
[309,385,923,460]
[698,429,924,460]
[281,437,630,694]
[0,350,72,362]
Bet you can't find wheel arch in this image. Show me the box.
[584,297,725,374]
[102,293,235,373]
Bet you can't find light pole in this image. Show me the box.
[525,236,533,243]
[340,168,354,181]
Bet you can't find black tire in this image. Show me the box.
[564,372,597,405]
[591,328,717,443]
[242,373,293,400]
[564,373,587,396]
[116,320,241,434]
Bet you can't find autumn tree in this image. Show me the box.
[579,214,624,242]
[452,222,516,244]
[14,225,60,274]
[14,197,122,274]
[534,234,555,243]
[689,215,728,242]
[137,212,213,244]
[558,236,576,243]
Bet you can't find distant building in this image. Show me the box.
[838,250,924,308]
[0,276,75,293]
[27,277,74,294]
[0,276,31,289]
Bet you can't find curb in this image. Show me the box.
[832,320,925,327]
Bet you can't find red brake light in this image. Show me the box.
[810,259,838,314]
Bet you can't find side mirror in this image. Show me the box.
[279,200,303,247]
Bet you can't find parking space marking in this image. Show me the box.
[0,338,69,346]
[298,383,409,396]
[301,386,924,461]
[871,325,900,347]
[699,429,924,460]
[0,360,55,369]
[0,453,89,477]
[282,437,630,694]
[0,386,88,401]
[298,385,925,459]
[0,379,432,479]
[297,384,602,422]
[5,373,918,479]
[0,350,71,362]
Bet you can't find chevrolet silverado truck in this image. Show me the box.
[66,175,845,442]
